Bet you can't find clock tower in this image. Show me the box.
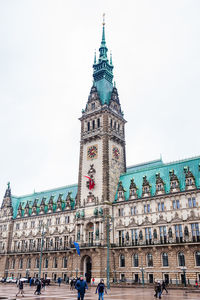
[77,19,126,211]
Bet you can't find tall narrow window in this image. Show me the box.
[195,251,200,266]
[92,120,95,130]
[178,252,185,266]
[87,122,90,131]
[97,118,100,128]
[162,253,168,266]
[147,253,153,267]
[133,254,139,267]
[120,254,125,267]
[110,119,113,128]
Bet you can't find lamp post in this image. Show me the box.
[140,258,145,287]
[140,267,145,286]
[180,266,187,287]
[105,214,113,290]
[38,224,48,280]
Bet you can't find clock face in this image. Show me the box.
[87,145,98,160]
[112,146,120,160]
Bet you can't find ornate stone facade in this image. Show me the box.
[0,21,200,285]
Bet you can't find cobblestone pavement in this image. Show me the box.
[0,284,200,300]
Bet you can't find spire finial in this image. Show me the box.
[103,13,105,26]
[94,50,96,64]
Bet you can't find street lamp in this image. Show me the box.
[140,266,145,286]
[38,223,48,280]
[180,266,187,287]
[105,214,113,290]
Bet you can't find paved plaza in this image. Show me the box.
[0,284,200,300]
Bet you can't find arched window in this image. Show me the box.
[110,119,113,128]
[114,121,116,130]
[12,259,15,269]
[147,253,153,267]
[119,254,125,267]
[87,122,90,131]
[178,252,185,266]
[92,120,95,130]
[44,258,48,268]
[195,251,200,266]
[97,118,100,128]
[19,258,23,269]
[35,257,39,269]
[162,253,168,267]
[27,258,31,269]
[63,257,67,268]
[53,257,58,268]
[133,254,139,267]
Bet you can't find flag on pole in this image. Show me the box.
[74,242,80,256]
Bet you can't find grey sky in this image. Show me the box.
[0,0,200,199]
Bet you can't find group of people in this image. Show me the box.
[154,280,168,299]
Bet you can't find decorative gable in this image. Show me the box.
[16,203,23,218]
[24,202,30,217]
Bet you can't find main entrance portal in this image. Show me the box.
[81,256,92,283]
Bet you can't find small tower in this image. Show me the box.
[1,182,13,217]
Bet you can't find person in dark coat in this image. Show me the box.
[34,279,41,295]
[95,279,107,300]
[16,279,25,297]
[154,281,162,299]
[75,275,88,300]
[162,281,168,294]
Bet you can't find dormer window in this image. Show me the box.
[129,178,138,199]
[169,170,180,192]
[184,166,196,190]
[142,176,151,197]
[155,173,164,195]
[117,181,126,201]
[91,103,95,110]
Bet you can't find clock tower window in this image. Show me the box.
[87,122,90,131]
[110,119,112,128]
[97,118,100,128]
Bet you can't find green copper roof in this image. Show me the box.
[12,184,78,219]
[115,156,200,201]
[93,22,113,105]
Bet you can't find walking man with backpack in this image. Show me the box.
[95,279,107,300]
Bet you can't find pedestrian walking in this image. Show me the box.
[95,279,107,300]
[34,279,41,295]
[16,279,25,297]
[162,281,168,294]
[70,278,74,290]
[154,281,162,299]
[92,277,95,285]
[75,275,88,300]
[58,277,61,287]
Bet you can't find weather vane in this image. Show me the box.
[103,13,105,26]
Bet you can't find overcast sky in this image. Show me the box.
[0,0,200,199]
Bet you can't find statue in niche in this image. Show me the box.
[168,227,173,238]
[96,229,99,239]
[153,229,157,239]
[139,230,143,240]
[184,226,189,237]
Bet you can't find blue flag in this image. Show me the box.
[74,242,80,256]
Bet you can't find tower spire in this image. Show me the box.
[99,13,108,60]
